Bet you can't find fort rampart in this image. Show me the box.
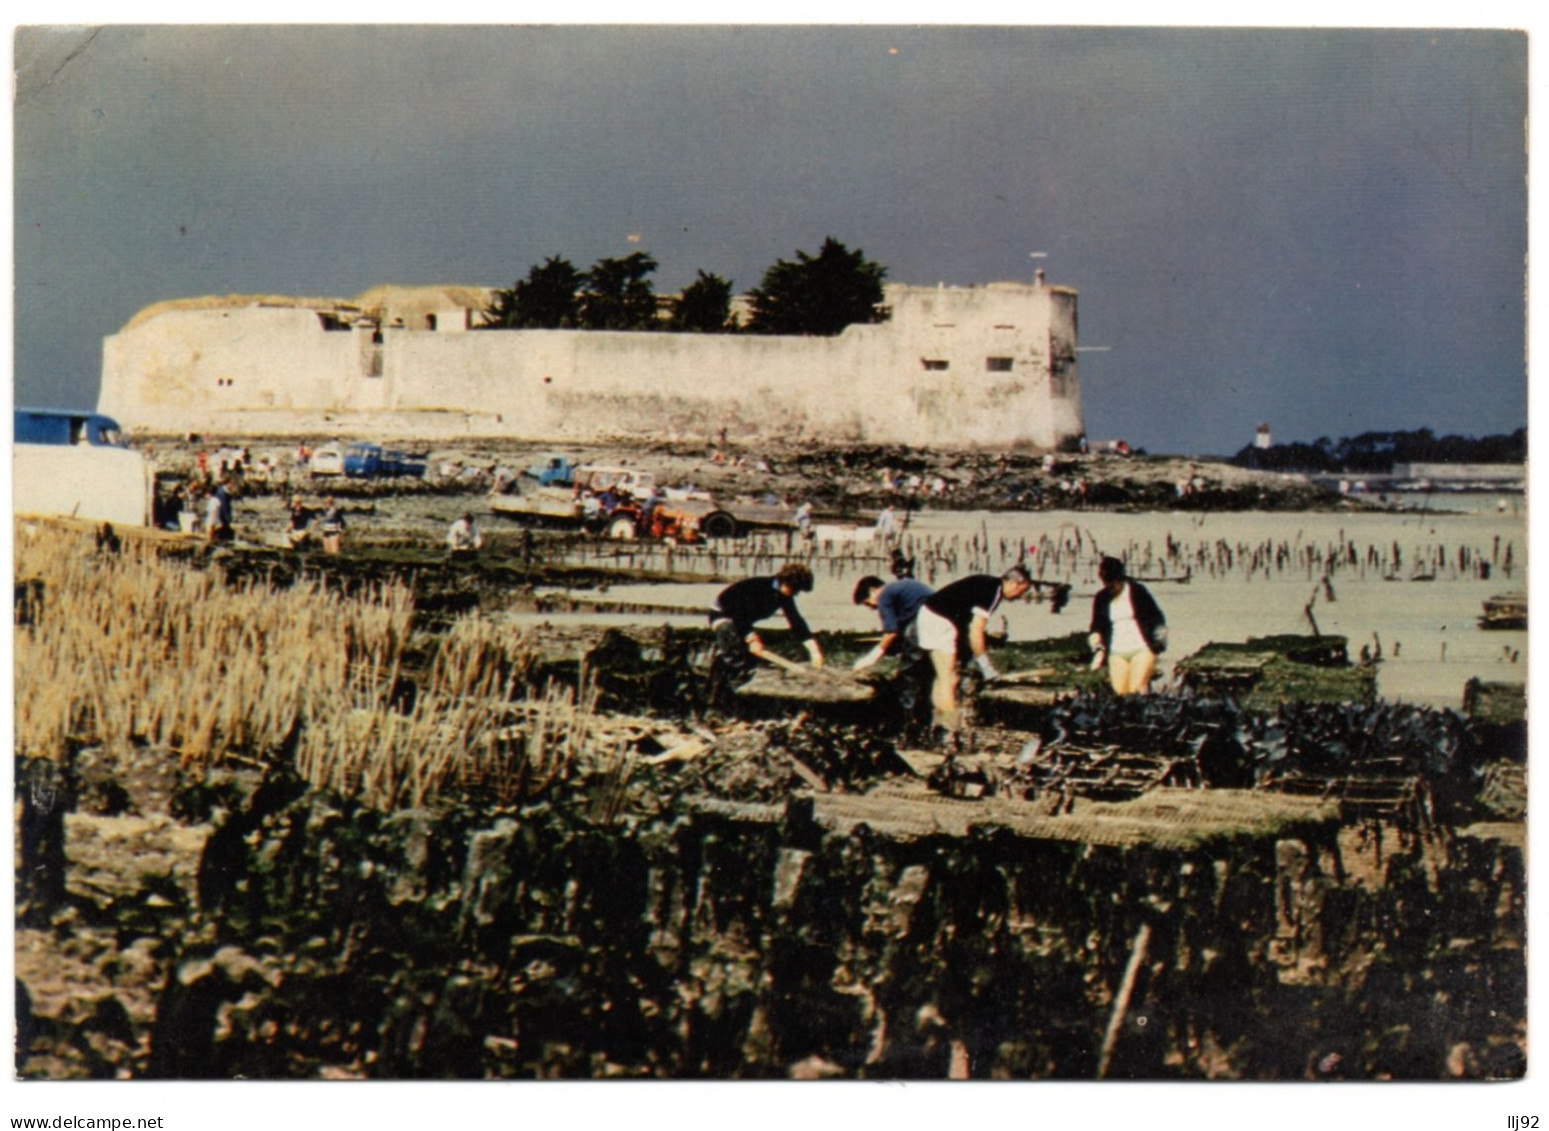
[99,281,1083,448]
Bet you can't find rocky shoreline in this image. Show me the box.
[143,435,1350,517]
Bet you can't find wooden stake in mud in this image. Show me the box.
[1303,587,1321,637]
[1096,921,1152,1080]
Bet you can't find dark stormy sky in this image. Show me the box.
[11,24,1529,455]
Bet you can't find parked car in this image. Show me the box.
[309,444,345,476]
[572,465,656,498]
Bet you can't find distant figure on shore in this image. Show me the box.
[447,512,483,559]
[640,486,663,531]
[95,523,121,556]
[204,480,234,543]
[319,497,346,555]
[285,496,313,549]
[875,505,897,541]
[795,501,813,540]
[201,489,220,540]
[1088,556,1167,696]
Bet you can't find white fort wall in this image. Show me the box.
[99,282,1083,448]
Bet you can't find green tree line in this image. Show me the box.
[481,237,887,337]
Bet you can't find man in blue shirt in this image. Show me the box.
[851,575,932,669]
[852,574,934,739]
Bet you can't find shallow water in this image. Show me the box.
[519,504,1526,710]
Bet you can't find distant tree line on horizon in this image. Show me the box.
[480,237,887,337]
[1233,427,1527,473]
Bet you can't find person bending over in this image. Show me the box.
[914,565,1033,738]
[707,562,823,705]
[447,511,484,559]
[852,574,935,737]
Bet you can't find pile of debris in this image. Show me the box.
[1174,634,1375,708]
[983,691,1493,829]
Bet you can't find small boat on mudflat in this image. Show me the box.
[1479,592,1527,630]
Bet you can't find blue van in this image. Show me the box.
[15,408,127,448]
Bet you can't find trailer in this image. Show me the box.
[13,407,154,527]
[489,483,586,527]
[490,479,708,543]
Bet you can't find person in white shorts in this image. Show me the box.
[1088,555,1168,695]
[915,564,1034,740]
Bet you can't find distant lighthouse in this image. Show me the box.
[1255,422,1272,449]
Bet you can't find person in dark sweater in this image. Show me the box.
[707,562,823,705]
[1088,556,1167,695]
[915,565,1034,737]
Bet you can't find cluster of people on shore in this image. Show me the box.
[158,477,237,542]
[1175,472,1210,498]
[284,497,483,559]
[187,444,302,489]
[707,550,1167,747]
[283,496,349,554]
[163,464,492,560]
[877,468,955,498]
[711,449,773,474]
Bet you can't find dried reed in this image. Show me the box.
[13,524,596,810]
